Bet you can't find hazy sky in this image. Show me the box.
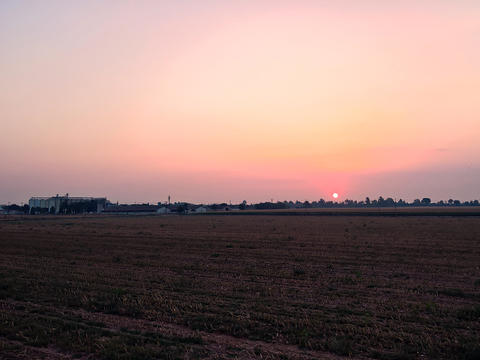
[1,0,479,205]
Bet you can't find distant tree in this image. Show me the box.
[304,201,311,208]
[385,198,395,207]
[254,202,288,210]
[59,202,68,214]
[210,203,228,210]
[421,198,431,205]
[365,197,371,206]
[413,199,421,206]
[177,204,186,214]
[30,207,35,215]
[448,199,453,205]
[239,200,246,210]
[377,196,386,207]
[50,206,55,214]
[344,199,356,207]
[87,200,98,213]
[22,204,29,214]
[453,200,461,206]
[397,199,406,206]
[6,204,23,212]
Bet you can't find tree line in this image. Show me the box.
[251,197,479,210]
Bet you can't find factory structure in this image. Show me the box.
[29,194,108,213]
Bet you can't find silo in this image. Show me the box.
[54,197,62,212]
[48,199,55,212]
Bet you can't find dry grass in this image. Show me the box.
[1,214,479,359]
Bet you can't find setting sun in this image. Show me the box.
[333,193,339,199]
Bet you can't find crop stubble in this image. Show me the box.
[0,214,479,359]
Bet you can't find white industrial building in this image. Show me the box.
[29,195,107,213]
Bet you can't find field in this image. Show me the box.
[1,213,479,359]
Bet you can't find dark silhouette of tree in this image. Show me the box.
[210,203,228,210]
[344,199,356,207]
[255,202,288,210]
[5,204,24,213]
[385,198,395,207]
[239,200,246,210]
[377,196,386,206]
[59,202,68,214]
[421,198,431,205]
[177,204,186,214]
[50,206,55,214]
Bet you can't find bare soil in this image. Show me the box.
[1,214,479,359]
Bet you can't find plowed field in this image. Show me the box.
[1,214,479,359]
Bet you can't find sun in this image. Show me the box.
[333,193,339,199]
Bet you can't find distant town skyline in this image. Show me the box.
[1,1,479,206]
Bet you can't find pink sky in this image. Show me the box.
[1,1,479,205]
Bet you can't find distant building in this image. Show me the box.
[157,206,172,214]
[29,195,107,213]
[191,205,210,213]
[156,205,183,214]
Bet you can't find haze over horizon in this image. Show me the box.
[1,0,479,206]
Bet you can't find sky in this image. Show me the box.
[1,0,479,205]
